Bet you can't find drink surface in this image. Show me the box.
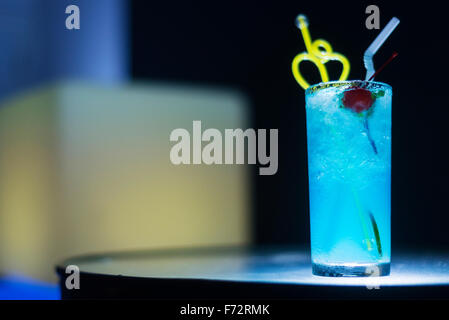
[305,81,391,269]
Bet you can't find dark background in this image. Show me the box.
[131,1,449,250]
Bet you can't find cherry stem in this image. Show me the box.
[368,51,398,81]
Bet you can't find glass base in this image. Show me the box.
[312,262,390,277]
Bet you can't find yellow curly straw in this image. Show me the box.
[292,15,350,90]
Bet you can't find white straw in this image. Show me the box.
[364,17,400,80]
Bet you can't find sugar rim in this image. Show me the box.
[305,80,392,95]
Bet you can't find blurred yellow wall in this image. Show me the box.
[0,82,251,282]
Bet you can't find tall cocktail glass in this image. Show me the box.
[305,80,391,277]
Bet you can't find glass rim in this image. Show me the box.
[305,80,392,95]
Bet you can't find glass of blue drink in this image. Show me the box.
[305,80,391,277]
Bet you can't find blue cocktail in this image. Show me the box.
[305,80,391,277]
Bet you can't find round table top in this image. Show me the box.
[56,246,449,299]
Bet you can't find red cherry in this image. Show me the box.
[342,88,374,113]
